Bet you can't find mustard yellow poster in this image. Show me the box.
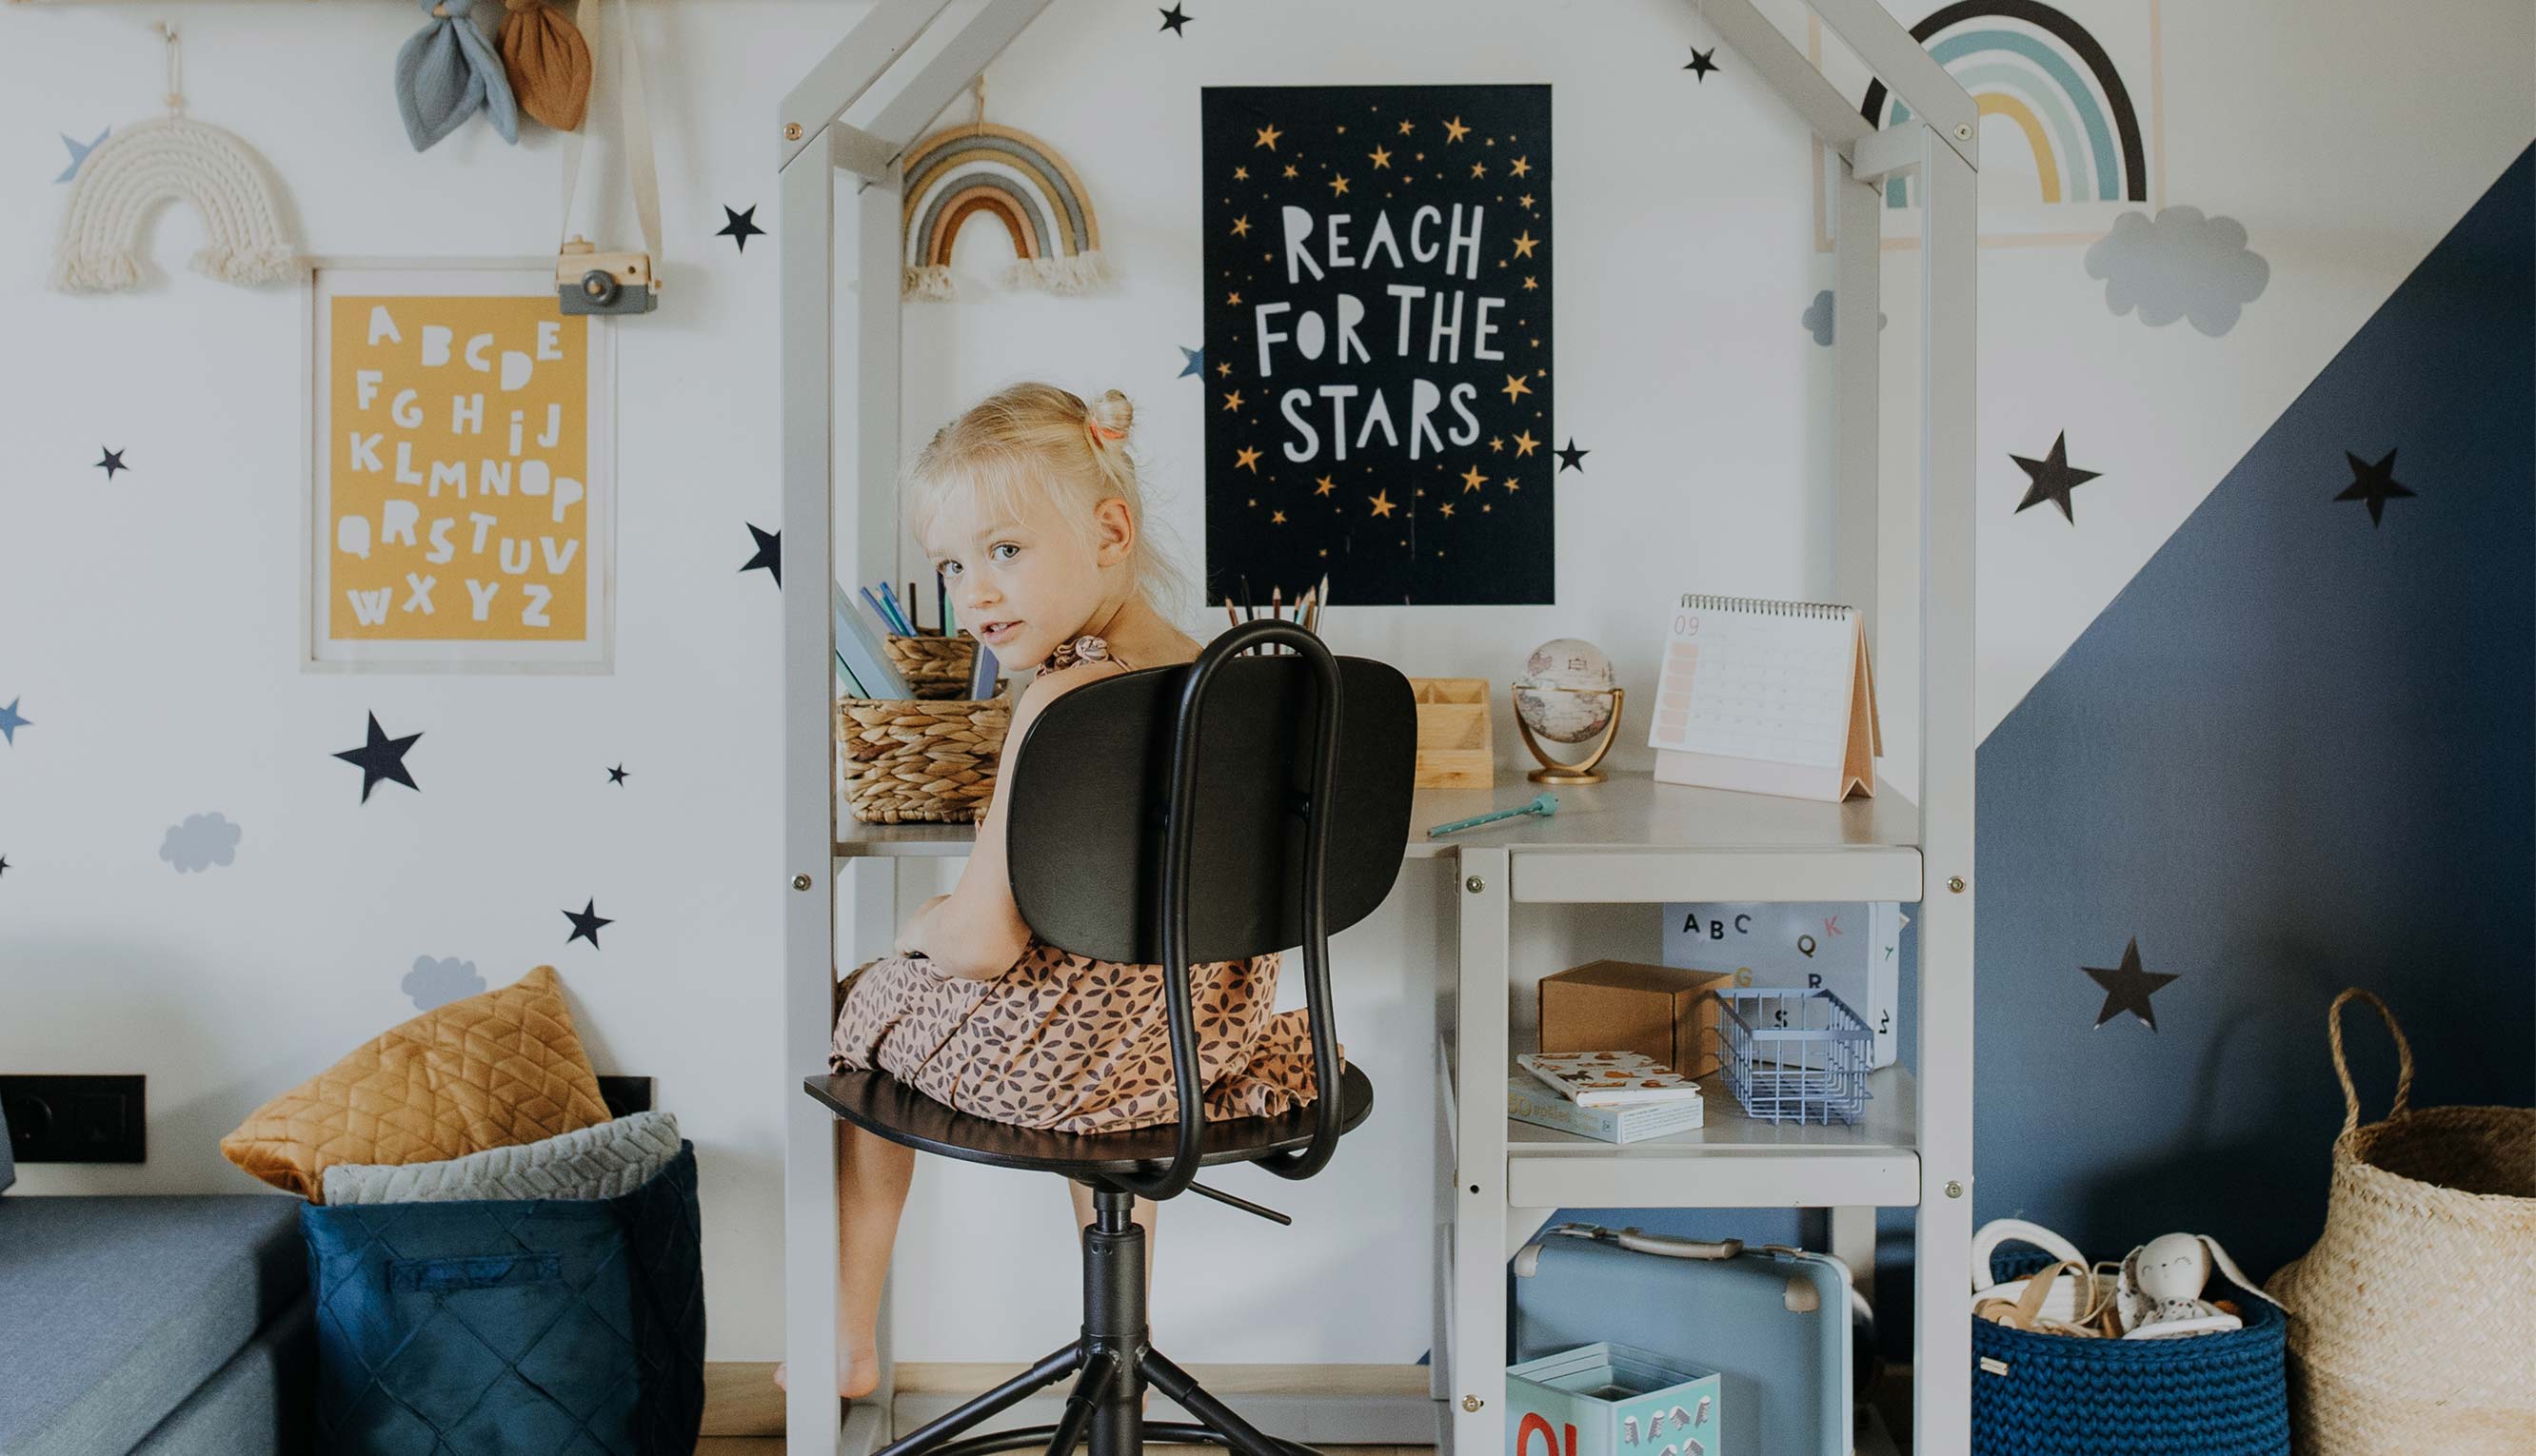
[307,266,613,670]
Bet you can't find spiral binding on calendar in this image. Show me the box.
[1674,593,1853,620]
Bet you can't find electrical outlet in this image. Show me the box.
[1,1074,147,1163]
[596,1074,653,1119]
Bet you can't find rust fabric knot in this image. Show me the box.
[499,0,590,132]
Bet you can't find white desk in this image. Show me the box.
[824,768,1928,1456]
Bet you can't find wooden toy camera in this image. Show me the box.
[557,236,658,315]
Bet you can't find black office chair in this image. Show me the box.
[803,619,1418,1456]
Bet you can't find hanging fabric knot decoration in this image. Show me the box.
[395,0,522,152]
[498,0,591,133]
[50,24,299,292]
[900,109,1108,302]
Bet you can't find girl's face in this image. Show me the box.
[923,485,1122,671]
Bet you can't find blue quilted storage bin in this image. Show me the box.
[301,1139,705,1455]
[1972,1249,2288,1456]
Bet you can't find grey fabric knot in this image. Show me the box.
[395,0,521,151]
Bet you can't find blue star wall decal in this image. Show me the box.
[1179,345,1204,378]
[0,698,30,745]
[57,128,108,184]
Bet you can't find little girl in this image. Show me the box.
[775,382,1341,1403]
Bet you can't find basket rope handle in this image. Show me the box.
[2327,987,2415,1136]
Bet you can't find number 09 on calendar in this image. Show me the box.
[1646,595,1882,802]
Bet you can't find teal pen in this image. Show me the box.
[1426,792,1558,838]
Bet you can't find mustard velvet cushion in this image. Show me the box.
[221,964,611,1201]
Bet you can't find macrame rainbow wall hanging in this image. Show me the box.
[901,122,1106,301]
[51,116,299,292]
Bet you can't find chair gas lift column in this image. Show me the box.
[780,4,1977,1455]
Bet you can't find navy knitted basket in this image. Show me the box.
[1971,1249,2288,1456]
[302,1139,706,1456]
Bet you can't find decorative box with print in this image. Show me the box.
[1506,1341,1724,1456]
[1661,902,1904,1069]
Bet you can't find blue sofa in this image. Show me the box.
[0,1102,313,1456]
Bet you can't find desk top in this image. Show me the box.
[837,769,1920,863]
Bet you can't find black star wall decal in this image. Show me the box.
[564,897,615,948]
[0,855,11,878]
[2083,936,2178,1031]
[1158,3,1192,34]
[607,763,630,785]
[95,447,127,480]
[2011,431,2102,523]
[742,522,782,587]
[1684,46,1720,81]
[2334,447,2414,527]
[333,713,423,803]
[716,205,765,252]
[1555,439,1590,473]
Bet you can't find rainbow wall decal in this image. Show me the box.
[50,115,298,292]
[1863,1,2147,209]
[901,122,1107,301]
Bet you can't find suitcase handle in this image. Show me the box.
[1516,1222,1746,1276]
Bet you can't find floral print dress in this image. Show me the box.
[827,634,1340,1133]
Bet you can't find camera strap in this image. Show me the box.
[558,0,663,272]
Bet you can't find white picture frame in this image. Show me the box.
[302,256,617,673]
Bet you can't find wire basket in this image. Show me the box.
[1714,988,1872,1125]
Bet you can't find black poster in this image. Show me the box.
[1201,84,1554,607]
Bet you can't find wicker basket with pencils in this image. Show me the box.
[881,632,981,699]
[833,686,1012,824]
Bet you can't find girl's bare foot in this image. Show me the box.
[771,1341,882,1402]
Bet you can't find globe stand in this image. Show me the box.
[1512,685,1623,785]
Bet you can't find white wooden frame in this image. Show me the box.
[301,256,617,674]
[781,4,1977,1454]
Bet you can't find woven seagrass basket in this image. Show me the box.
[834,688,1010,824]
[881,633,981,699]
[2264,990,2536,1455]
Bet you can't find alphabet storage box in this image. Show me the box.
[1507,1342,1724,1456]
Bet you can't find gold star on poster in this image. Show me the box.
[1460,463,1488,491]
[1510,156,1532,177]
[1315,475,1337,496]
[1502,477,1520,492]
[1218,362,1233,377]
[1282,164,1298,179]
[1397,119,1416,135]
[1255,123,1283,150]
[1231,215,1252,237]
[1519,192,1536,209]
[1439,502,1456,518]
[1234,166,1250,181]
[1226,290,1242,305]
[1369,489,1397,517]
[1271,510,1287,524]
[1513,431,1539,457]
[1512,230,1539,258]
[1443,116,1471,142]
[1522,275,1538,290]
[1500,373,1533,403]
[1235,446,1262,472]
[1369,145,1393,168]
[1489,437,1504,453]
[1329,174,1351,196]
[1471,161,1488,178]
[1222,390,1246,412]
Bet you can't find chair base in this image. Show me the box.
[874,1190,1321,1456]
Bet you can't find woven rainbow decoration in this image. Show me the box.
[901,122,1106,301]
[50,115,299,292]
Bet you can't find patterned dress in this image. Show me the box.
[828,634,1341,1134]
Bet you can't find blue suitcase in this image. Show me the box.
[1513,1224,1854,1456]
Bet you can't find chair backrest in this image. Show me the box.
[1002,632,1417,967]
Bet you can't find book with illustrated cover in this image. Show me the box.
[1507,1071,1704,1143]
[1516,1050,1705,1108]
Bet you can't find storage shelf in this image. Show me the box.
[842,769,1923,905]
[1506,1067,1921,1210]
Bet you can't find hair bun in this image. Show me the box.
[1088,388,1135,442]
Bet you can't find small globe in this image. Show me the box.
[1514,638,1617,744]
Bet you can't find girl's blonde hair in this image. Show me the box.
[906,382,1194,625]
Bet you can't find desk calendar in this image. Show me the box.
[1647,595,1881,802]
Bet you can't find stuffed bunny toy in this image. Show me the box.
[2115,1231,2284,1340]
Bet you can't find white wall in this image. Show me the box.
[2,0,2525,1365]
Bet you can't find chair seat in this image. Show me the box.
[802,1064,1375,1175]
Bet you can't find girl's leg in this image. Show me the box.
[775,1118,916,1400]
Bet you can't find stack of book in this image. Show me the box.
[1509,1051,1705,1144]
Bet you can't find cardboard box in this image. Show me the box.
[1506,1341,1723,1456]
[1538,959,1736,1079]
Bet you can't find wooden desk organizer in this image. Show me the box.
[1408,677,1494,789]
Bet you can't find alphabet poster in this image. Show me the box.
[307,264,614,670]
[1201,85,1554,606]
